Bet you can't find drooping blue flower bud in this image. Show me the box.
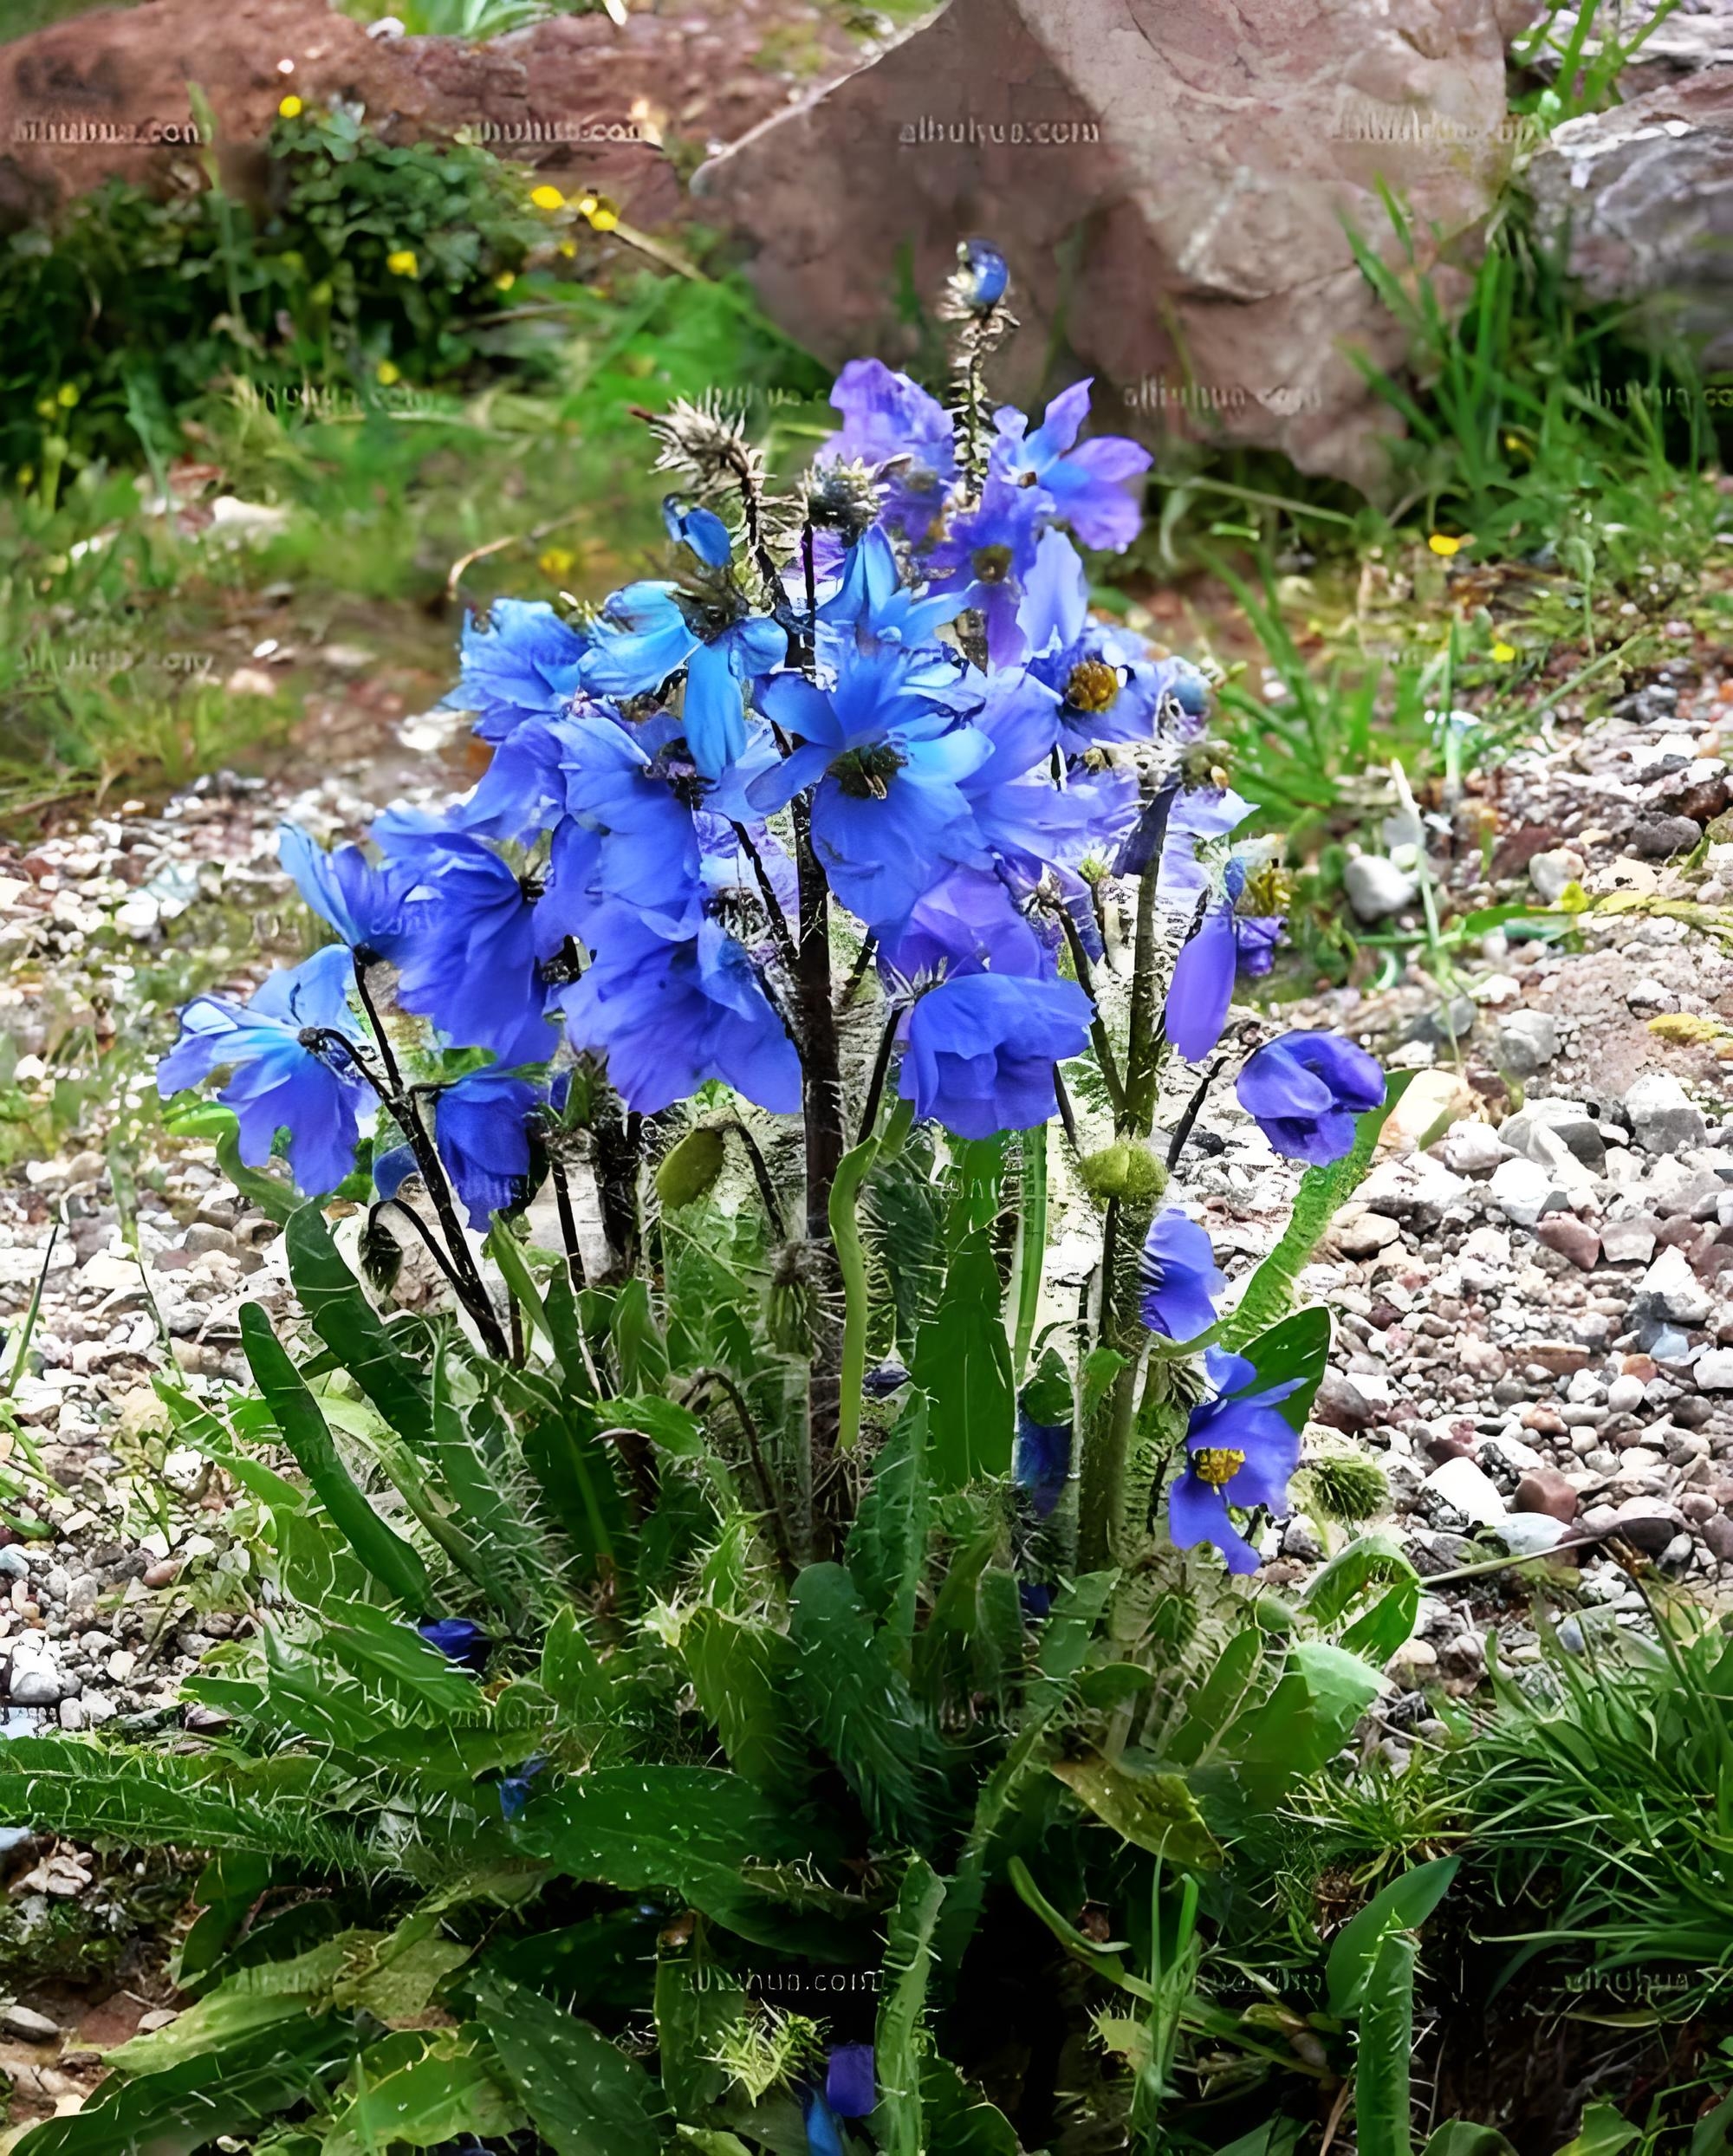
[662,495,733,569]
[957,237,1009,308]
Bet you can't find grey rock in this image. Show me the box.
[1530,70,1733,372]
[1498,1099,1606,1172]
[1600,1215,1660,1265]
[1493,1513,1571,1557]
[2,2006,59,2042]
[1694,1347,1733,1390]
[0,1546,29,1581]
[7,1665,60,1706]
[1529,847,1586,903]
[1628,813,1704,860]
[1625,1072,1707,1155]
[1639,1244,1714,1327]
[1496,1009,1560,1076]
[1345,854,1420,922]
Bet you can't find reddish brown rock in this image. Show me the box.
[1515,1469,1579,1523]
[1536,1214,1601,1272]
[694,0,1518,491]
[1527,1342,1593,1377]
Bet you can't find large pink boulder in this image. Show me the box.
[696,0,1523,492]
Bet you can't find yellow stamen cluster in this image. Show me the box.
[1065,658,1120,713]
[1191,1446,1246,1488]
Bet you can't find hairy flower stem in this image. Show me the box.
[591,1100,642,1283]
[793,797,845,1555]
[1080,841,1170,1570]
[549,1157,587,1294]
[347,960,508,1358]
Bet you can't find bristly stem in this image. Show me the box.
[792,794,845,1555]
[1056,905,1127,1121]
[343,959,508,1357]
[729,820,800,973]
[837,933,878,1011]
[1166,1056,1224,1171]
[856,1010,899,1148]
[549,1155,587,1294]
[1009,1122,1048,1380]
[726,1118,787,1241]
[682,1366,796,1576]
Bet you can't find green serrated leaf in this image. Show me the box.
[914,1227,1014,1492]
[1049,1755,1223,1868]
[240,1302,432,1616]
[873,1858,946,2156]
[285,1206,435,1452]
[474,1971,666,2156]
[1326,1858,1460,2016]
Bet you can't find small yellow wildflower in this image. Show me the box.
[278,94,303,119]
[539,546,576,580]
[493,270,516,292]
[587,203,619,232]
[16,466,33,490]
[530,184,565,211]
[375,359,401,386]
[386,249,419,277]
[556,239,577,258]
[1427,533,1464,557]
[55,383,80,408]
[1490,640,1516,663]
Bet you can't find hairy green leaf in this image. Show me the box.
[1049,1755,1222,1868]
[474,1971,666,2156]
[285,1205,435,1452]
[240,1302,432,1615]
[1327,1858,1461,2016]
[914,1227,1014,1492]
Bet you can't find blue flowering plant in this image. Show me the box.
[21,247,1432,2156]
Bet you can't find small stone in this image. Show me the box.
[142,1560,180,1589]
[1385,1638,1438,1687]
[1496,1009,1559,1076]
[181,1222,236,1257]
[1626,977,1678,1014]
[1515,1468,1580,1523]
[1625,1073,1707,1155]
[1499,1099,1606,1172]
[1536,1215,1600,1272]
[1490,1156,1562,1229]
[1639,1245,1713,1326]
[1529,847,1585,903]
[1495,1513,1571,1556]
[1345,854,1419,922]
[1695,1348,1733,1390]
[2,2006,60,2042]
[1600,1216,1659,1266]
[1613,1503,1686,1555]
[1629,812,1704,860]
[1334,1210,1402,1258]
[1442,1121,1510,1176]
[1704,1514,1733,1562]
[1606,1374,1646,1414]
[1420,1455,1508,1527]
[1529,1344,1594,1377]
[1312,1369,1375,1431]
[8,1663,60,1705]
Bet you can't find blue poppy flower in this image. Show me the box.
[662,495,733,568]
[899,971,1093,1139]
[990,379,1152,553]
[1139,1211,1224,1342]
[434,1066,540,1228]
[445,599,587,744]
[416,1617,492,1673]
[1016,1405,1071,1518]
[1164,902,1238,1062]
[826,2045,875,2120]
[556,710,709,936]
[555,909,800,1118]
[958,668,1138,879]
[1169,1348,1303,1573]
[581,581,786,781]
[373,815,558,1067]
[278,823,412,959]
[1223,856,1283,978]
[1030,625,1210,756]
[1157,787,1257,920]
[1237,1030,1385,1166]
[956,237,1009,308]
[756,645,992,931]
[800,2088,847,2156]
[157,944,368,1198]
[820,358,956,544]
[878,866,1050,984]
[924,476,1073,669]
[455,716,576,846]
[498,1754,546,1822]
[817,526,970,657]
